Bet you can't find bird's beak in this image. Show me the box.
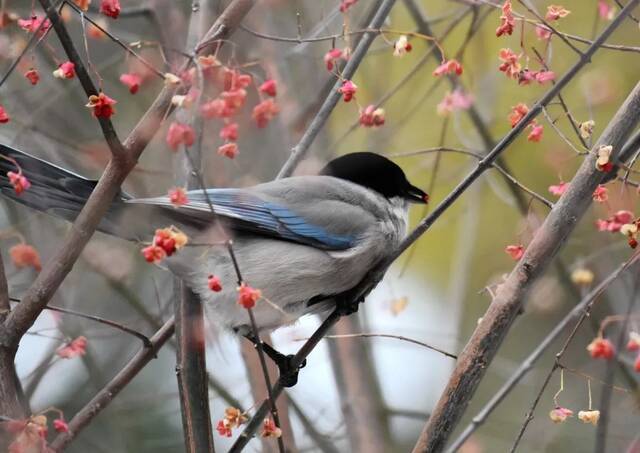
[404,184,429,204]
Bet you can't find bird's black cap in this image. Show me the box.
[320,152,428,204]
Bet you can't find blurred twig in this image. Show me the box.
[49,317,176,451]
[327,316,391,453]
[45,303,152,347]
[172,2,215,451]
[594,270,640,452]
[287,394,341,453]
[392,147,554,208]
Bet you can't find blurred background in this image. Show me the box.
[1,0,640,451]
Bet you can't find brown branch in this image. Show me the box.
[175,286,214,453]
[49,317,175,451]
[0,253,26,420]
[411,71,640,453]
[196,0,257,55]
[172,3,216,451]
[446,259,637,452]
[39,0,127,161]
[509,253,640,452]
[0,251,8,324]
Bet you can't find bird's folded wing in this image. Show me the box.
[125,183,373,250]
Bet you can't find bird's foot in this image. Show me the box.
[243,334,306,387]
[271,352,306,388]
[335,295,364,317]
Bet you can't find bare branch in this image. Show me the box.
[39,0,127,161]
[0,251,8,324]
[446,259,637,452]
[322,332,457,359]
[230,310,342,452]
[196,0,257,55]
[49,317,175,451]
[175,286,214,453]
[412,72,640,453]
[44,304,152,347]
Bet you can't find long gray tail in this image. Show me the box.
[0,144,210,241]
[0,143,110,216]
[0,144,149,242]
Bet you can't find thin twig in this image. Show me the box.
[63,0,166,79]
[45,303,152,347]
[392,147,554,208]
[541,107,589,155]
[517,0,584,56]
[319,333,457,359]
[230,310,341,452]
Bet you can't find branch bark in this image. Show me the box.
[412,78,640,452]
[175,286,214,453]
[3,0,255,351]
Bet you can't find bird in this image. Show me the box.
[0,144,428,385]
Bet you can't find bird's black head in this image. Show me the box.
[320,152,428,203]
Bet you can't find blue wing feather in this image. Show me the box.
[185,188,355,250]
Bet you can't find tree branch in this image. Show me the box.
[411,72,640,452]
[175,286,214,453]
[39,0,127,161]
[49,316,175,451]
[445,260,637,452]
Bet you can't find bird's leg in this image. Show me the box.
[243,333,306,387]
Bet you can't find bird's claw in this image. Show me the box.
[273,353,306,388]
[335,296,364,316]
